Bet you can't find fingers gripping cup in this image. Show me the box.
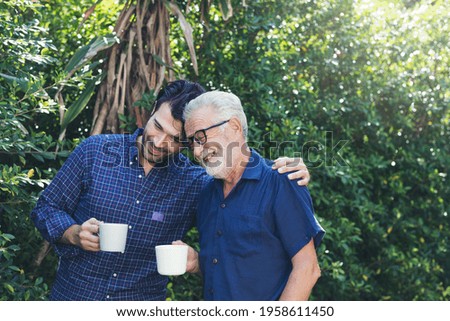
[99,223,128,253]
[155,245,188,276]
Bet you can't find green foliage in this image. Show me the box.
[192,0,449,300]
[2,0,448,301]
[38,0,122,138]
[0,0,76,300]
[0,232,48,300]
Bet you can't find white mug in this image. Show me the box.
[99,223,128,253]
[155,244,188,276]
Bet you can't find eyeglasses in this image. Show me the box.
[186,119,230,148]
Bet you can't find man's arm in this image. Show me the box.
[272,174,325,300]
[30,138,101,255]
[279,239,321,301]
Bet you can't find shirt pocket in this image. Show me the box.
[130,210,191,250]
[233,214,267,279]
[147,210,189,230]
[227,213,263,257]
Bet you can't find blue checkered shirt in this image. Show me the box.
[31,129,210,300]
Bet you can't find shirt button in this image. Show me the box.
[129,161,133,165]
[113,273,117,277]
[129,225,132,229]
[138,175,142,178]
[220,203,226,208]
[106,295,110,299]
[212,258,218,264]
[136,200,140,204]
[217,230,223,236]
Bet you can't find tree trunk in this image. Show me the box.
[91,0,175,135]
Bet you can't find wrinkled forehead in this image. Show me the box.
[184,105,215,136]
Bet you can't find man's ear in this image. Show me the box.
[228,117,242,134]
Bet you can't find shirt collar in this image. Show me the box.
[212,148,264,196]
[240,149,264,181]
[129,128,143,163]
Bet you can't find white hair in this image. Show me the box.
[184,91,248,138]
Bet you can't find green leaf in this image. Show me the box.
[4,283,14,294]
[56,150,71,157]
[2,251,11,260]
[152,54,179,73]
[40,151,57,160]
[118,113,127,122]
[0,73,30,92]
[64,34,118,73]
[64,45,90,73]
[7,245,20,251]
[2,233,15,241]
[13,121,30,135]
[8,265,21,272]
[60,74,104,132]
[32,153,45,163]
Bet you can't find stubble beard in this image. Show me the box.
[140,136,171,164]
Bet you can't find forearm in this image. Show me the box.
[279,266,319,301]
[279,239,321,301]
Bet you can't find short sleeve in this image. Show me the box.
[272,176,325,259]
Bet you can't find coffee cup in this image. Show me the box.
[99,223,128,253]
[155,244,188,276]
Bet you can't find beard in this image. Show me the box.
[203,158,229,178]
[199,148,231,179]
[140,135,171,164]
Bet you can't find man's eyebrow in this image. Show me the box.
[154,118,181,141]
[154,118,163,129]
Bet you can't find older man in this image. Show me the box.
[182,91,325,301]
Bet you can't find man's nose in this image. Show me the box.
[153,133,169,148]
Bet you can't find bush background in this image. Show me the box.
[1,0,448,300]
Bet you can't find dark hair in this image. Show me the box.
[153,80,206,124]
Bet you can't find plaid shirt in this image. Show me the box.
[31,129,210,300]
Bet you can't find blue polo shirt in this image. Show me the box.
[197,149,325,301]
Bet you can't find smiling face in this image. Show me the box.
[140,102,184,164]
[184,105,235,179]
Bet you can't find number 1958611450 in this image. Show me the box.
[259,306,334,317]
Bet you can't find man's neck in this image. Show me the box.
[141,160,155,176]
[222,144,251,198]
